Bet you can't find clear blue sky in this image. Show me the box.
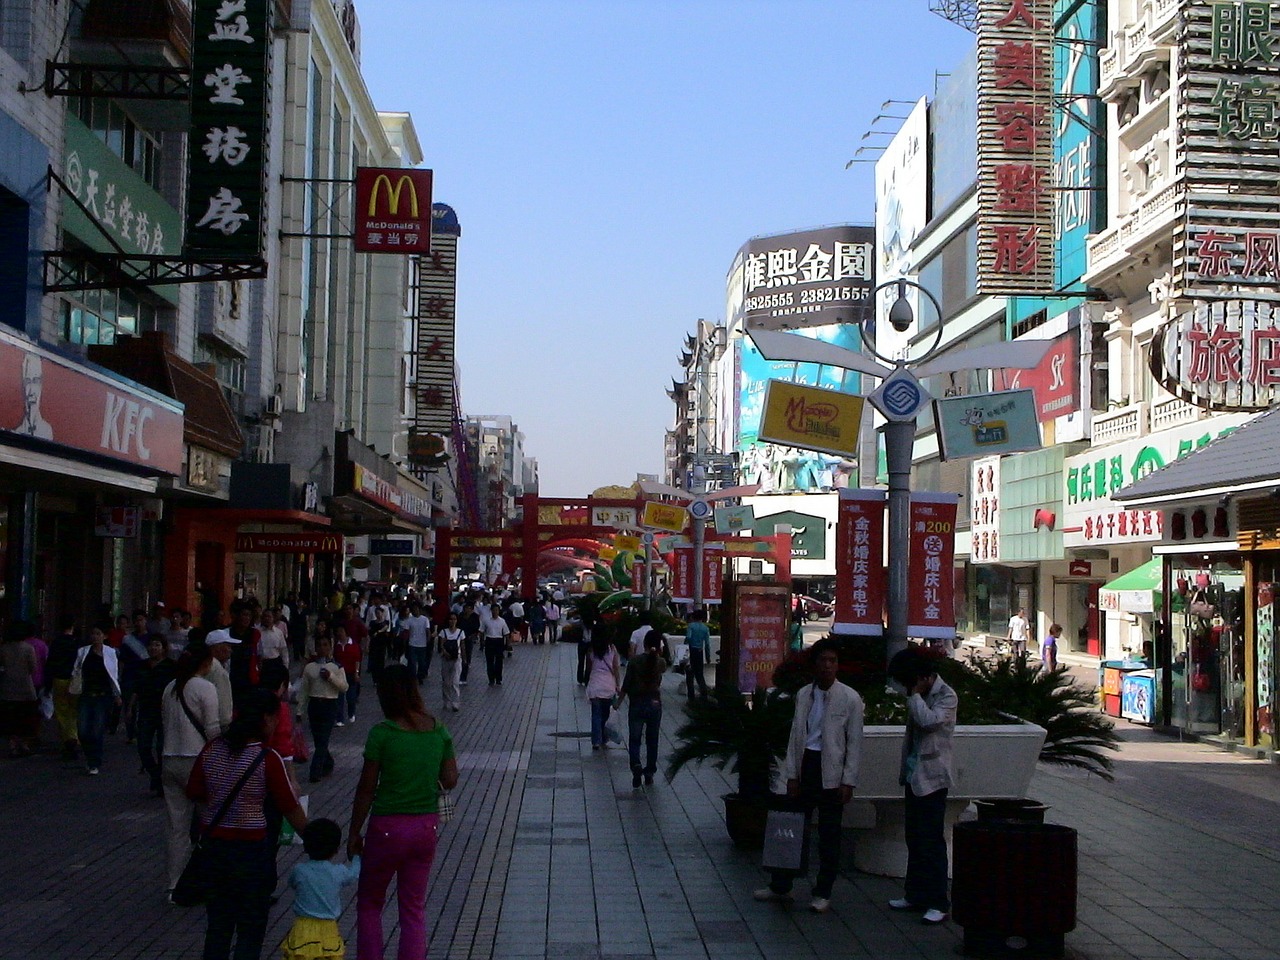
[358,1,975,497]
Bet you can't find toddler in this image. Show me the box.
[281,818,361,960]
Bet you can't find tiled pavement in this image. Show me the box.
[3,641,1280,959]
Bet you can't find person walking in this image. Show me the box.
[888,648,959,925]
[437,613,464,713]
[545,598,561,643]
[1007,606,1030,660]
[349,664,458,960]
[618,629,666,787]
[71,627,121,775]
[186,689,306,960]
[1041,622,1062,671]
[334,623,363,726]
[0,621,40,758]
[132,635,176,796]
[755,641,864,913]
[46,615,83,762]
[399,602,433,685]
[205,630,236,733]
[527,597,547,645]
[585,633,621,752]
[684,609,711,700]
[481,603,510,687]
[160,638,220,899]
[280,819,360,960]
[576,611,595,686]
[298,635,349,784]
[458,601,480,685]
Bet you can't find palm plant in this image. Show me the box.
[957,655,1120,780]
[665,686,793,800]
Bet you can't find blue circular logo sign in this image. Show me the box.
[882,377,922,418]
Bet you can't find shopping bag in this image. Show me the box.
[761,809,807,872]
[38,693,54,721]
[279,795,309,847]
[291,723,310,763]
[437,784,455,824]
[604,707,623,745]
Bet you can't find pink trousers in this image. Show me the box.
[356,813,440,959]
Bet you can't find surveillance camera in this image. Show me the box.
[888,296,914,333]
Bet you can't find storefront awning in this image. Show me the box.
[1099,558,1163,615]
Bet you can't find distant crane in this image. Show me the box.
[930,0,978,32]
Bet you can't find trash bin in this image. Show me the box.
[952,819,1077,958]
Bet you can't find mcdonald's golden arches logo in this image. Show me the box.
[354,166,433,254]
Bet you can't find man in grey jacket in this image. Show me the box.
[889,648,959,925]
[754,641,864,913]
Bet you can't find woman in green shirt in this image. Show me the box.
[349,663,458,960]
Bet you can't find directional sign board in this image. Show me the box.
[868,368,931,422]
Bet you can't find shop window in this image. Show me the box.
[60,272,159,345]
[0,187,28,332]
[195,338,247,395]
[73,96,162,191]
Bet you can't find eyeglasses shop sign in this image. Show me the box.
[738,225,875,331]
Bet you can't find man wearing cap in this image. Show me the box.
[204,628,237,731]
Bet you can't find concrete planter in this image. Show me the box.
[836,722,1048,878]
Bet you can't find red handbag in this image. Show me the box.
[1191,668,1212,693]
[291,724,310,762]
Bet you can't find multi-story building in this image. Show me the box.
[664,320,727,491]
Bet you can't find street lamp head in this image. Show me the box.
[888,284,915,333]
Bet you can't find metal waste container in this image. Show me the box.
[952,819,1077,958]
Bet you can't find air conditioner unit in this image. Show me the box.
[264,395,283,417]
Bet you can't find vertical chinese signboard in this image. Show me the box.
[703,544,725,606]
[412,204,459,440]
[1053,0,1102,290]
[976,0,1054,295]
[731,582,790,694]
[1176,1,1280,299]
[833,489,886,636]
[186,0,271,257]
[970,456,1001,564]
[671,546,695,604]
[906,493,959,640]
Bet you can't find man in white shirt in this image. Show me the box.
[1007,607,1030,659]
[755,641,863,914]
[628,611,652,661]
[399,601,433,683]
[257,608,290,669]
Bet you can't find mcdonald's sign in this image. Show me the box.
[234,533,345,554]
[354,167,433,253]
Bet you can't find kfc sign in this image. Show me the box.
[355,167,433,253]
[976,0,1055,295]
[0,329,182,474]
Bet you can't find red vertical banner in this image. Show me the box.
[907,493,960,639]
[834,489,887,635]
[671,547,694,604]
[632,560,645,596]
[703,545,725,605]
[737,585,790,693]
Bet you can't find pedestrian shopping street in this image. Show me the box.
[3,641,1280,960]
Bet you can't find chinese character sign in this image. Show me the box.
[414,204,459,437]
[1154,299,1280,411]
[906,493,959,640]
[758,379,864,458]
[703,545,725,606]
[970,456,1001,564]
[977,0,1055,294]
[670,547,695,604]
[355,167,433,253]
[739,225,875,332]
[736,586,789,694]
[1178,2,1280,296]
[833,489,886,636]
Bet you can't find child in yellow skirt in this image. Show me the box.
[281,818,361,959]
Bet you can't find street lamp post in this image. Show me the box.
[748,278,1052,664]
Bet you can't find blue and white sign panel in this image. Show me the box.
[868,369,930,422]
[935,389,1042,460]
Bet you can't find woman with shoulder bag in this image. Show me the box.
[437,613,464,713]
[185,688,305,960]
[349,664,458,960]
[160,634,221,899]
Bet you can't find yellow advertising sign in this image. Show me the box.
[615,534,642,553]
[642,500,689,533]
[599,546,619,561]
[759,380,864,457]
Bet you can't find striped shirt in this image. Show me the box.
[186,738,300,840]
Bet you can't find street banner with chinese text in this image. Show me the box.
[643,501,689,533]
[671,547,695,604]
[833,489,886,636]
[758,380,864,457]
[976,0,1055,294]
[355,167,432,253]
[907,493,959,640]
[186,0,271,256]
[703,544,725,606]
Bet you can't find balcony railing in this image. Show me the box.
[1092,402,1148,445]
[1150,396,1200,432]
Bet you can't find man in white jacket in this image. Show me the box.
[755,641,863,914]
[889,648,959,925]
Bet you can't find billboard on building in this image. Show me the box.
[1053,0,1102,290]
[185,0,271,257]
[412,204,459,440]
[758,380,864,458]
[992,327,1079,422]
[976,0,1055,295]
[1151,299,1280,411]
[354,168,433,253]
[1174,1,1280,299]
[875,98,929,339]
[736,226,875,332]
